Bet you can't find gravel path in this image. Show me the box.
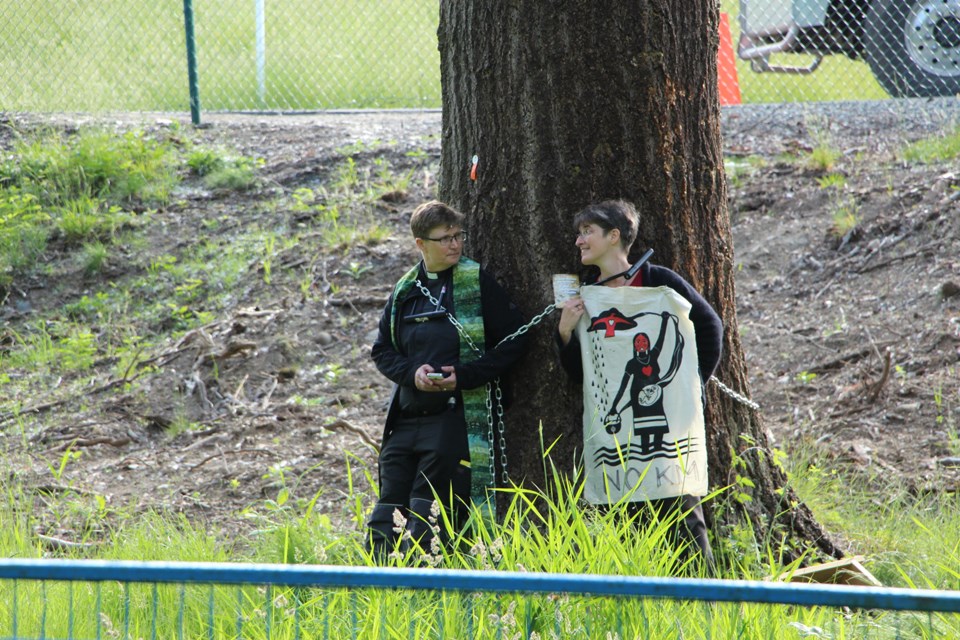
[721,97,960,156]
[11,96,959,160]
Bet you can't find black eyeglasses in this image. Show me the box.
[421,231,467,247]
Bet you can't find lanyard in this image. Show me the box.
[587,248,654,287]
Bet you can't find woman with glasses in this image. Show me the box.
[556,200,723,570]
[367,200,528,561]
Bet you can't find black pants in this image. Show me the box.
[603,495,714,571]
[366,409,471,560]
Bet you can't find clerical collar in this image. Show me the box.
[423,262,453,280]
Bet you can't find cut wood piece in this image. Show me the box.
[778,556,883,587]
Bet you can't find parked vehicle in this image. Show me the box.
[738,0,960,97]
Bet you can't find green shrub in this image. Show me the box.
[202,156,260,191]
[186,148,225,176]
[0,189,50,281]
[902,127,960,163]
[1,128,180,206]
[80,241,109,276]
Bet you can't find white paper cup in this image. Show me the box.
[552,274,580,306]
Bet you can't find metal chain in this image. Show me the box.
[415,279,552,485]
[413,280,482,354]
[494,383,507,482]
[494,303,557,347]
[413,280,556,349]
[484,382,496,484]
[416,278,516,485]
[709,375,761,411]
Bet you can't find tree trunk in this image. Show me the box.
[438,0,840,561]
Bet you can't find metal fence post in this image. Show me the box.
[182,0,201,125]
[256,0,266,106]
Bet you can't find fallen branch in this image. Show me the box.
[36,534,100,552]
[260,376,279,410]
[181,431,232,452]
[187,370,215,413]
[189,448,278,471]
[200,340,258,366]
[329,296,389,307]
[0,376,135,427]
[45,436,132,454]
[233,374,249,401]
[827,403,871,419]
[327,418,380,452]
[856,242,940,274]
[807,341,895,375]
[32,484,96,497]
[807,346,874,375]
[865,349,892,404]
[143,345,195,369]
[236,307,284,318]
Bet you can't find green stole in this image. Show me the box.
[389,256,496,518]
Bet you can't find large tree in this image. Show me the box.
[437,1,839,561]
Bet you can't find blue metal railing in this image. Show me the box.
[2,559,959,638]
[1,559,959,613]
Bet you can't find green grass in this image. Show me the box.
[3,321,98,372]
[830,195,860,238]
[0,128,177,291]
[902,126,960,163]
[808,144,842,173]
[786,445,960,596]
[0,124,412,438]
[1,455,958,638]
[0,191,48,288]
[0,0,441,112]
[5,129,180,206]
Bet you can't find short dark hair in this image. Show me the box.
[410,200,465,239]
[573,200,639,251]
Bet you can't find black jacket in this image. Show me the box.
[372,262,528,434]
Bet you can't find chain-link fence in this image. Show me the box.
[1,1,958,114]
[726,0,960,102]
[0,0,440,114]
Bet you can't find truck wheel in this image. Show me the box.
[863,0,960,97]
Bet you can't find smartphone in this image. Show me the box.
[426,373,445,380]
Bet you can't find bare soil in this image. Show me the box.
[1,104,959,553]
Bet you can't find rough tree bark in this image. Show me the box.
[437,0,840,561]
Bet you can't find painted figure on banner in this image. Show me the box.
[605,311,678,445]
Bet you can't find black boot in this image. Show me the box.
[366,503,403,564]
[677,496,716,575]
[403,497,440,557]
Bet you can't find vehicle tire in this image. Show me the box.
[863,0,960,97]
